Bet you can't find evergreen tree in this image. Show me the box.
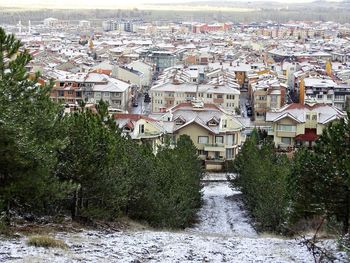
[288,148,324,223]
[314,112,350,234]
[231,129,290,232]
[0,27,73,220]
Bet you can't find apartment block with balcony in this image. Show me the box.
[266,103,345,149]
[251,80,287,124]
[302,77,350,110]
[156,102,244,171]
[150,82,240,113]
[49,71,132,111]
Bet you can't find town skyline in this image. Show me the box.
[0,0,344,9]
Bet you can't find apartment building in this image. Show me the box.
[49,71,132,111]
[115,65,144,88]
[251,79,287,123]
[147,51,176,72]
[303,77,350,110]
[157,102,244,171]
[150,82,240,113]
[266,103,345,149]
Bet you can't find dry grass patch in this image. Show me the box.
[27,235,68,249]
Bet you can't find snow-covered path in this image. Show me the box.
[188,182,257,238]
[0,180,315,262]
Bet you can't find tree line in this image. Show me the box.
[230,118,350,237]
[0,28,202,230]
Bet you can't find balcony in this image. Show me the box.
[204,143,225,152]
[276,131,296,137]
[213,98,224,103]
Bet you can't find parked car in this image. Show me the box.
[247,108,252,116]
[144,93,151,103]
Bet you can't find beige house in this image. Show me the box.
[114,65,144,88]
[113,114,165,154]
[266,103,345,149]
[157,102,244,171]
[128,60,154,88]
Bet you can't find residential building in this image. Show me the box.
[157,102,244,171]
[114,114,165,154]
[148,51,176,72]
[150,82,240,113]
[303,77,350,110]
[266,103,345,149]
[49,71,132,111]
[251,79,287,123]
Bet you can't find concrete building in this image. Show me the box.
[150,82,240,113]
[266,103,345,149]
[49,71,132,111]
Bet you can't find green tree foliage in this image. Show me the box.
[127,135,203,228]
[288,148,324,223]
[313,112,350,234]
[0,27,74,219]
[231,130,290,233]
[0,28,203,229]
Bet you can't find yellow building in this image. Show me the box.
[159,102,244,171]
[266,103,345,149]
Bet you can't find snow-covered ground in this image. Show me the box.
[0,181,329,262]
[188,182,256,238]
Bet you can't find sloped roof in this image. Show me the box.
[266,103,345,124]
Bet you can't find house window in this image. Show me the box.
[312,115,317,121]
[112,100,121,105]
[227,95,235,100]
[281,137,292,145]
[227,134,234,145]
[226,148,233,159]
[217,94,223,99]
[215,136,224,144]
[306,114,310,120]
[76,91,82,97]
[208,119,219,126]
[67,90,74,95]
[198,136,209,144]
[58,91,64,97]
[139,124,144,134]
[207,94,212,98]
[198,150,206,156]
[317,94,323,99]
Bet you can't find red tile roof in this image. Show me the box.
[295,128,319,142]
[113,113,156,122]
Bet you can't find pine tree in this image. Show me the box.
[314,111,350,234]
[0,27,74,221]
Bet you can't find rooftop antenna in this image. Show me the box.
[18,20,22,33]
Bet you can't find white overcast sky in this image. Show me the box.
[0,0,342,8]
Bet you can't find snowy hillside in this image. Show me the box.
[0,181,322,262]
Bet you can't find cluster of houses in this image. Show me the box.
[3,18,350,170]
